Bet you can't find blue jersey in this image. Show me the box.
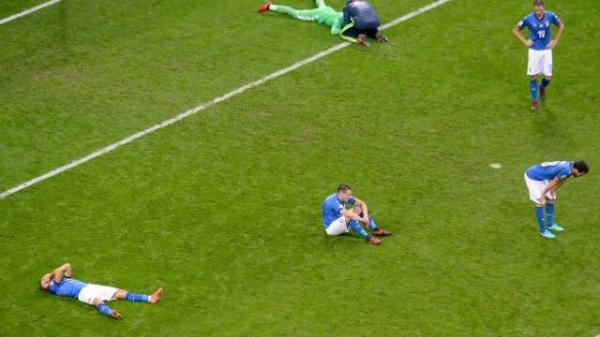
[518,11,561,50]
[48,277,87,298]
[343,0,380,30]
[526,161,573,181]
[322,193,356,227]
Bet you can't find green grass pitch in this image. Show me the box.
[1,0,599,336]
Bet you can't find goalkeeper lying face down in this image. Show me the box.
[257,0,388,46]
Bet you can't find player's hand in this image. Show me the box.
[537,196,546,205]
[376,34,389,43]
[356,34,370,47]
[547,39,558,49]
[525,39,534,47]
[110,310,122,319]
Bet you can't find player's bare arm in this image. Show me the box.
[548,178,566,195]
[40,272,52,284]
[538,177,561,203]
[52,262,72,282]
[341,208,363,222]
[548,21,564,49]
[512,24,533,47]
[354,198,370,223]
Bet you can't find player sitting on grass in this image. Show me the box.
[523,161,589,239]
[322,183,391,245]
[512,0,564,111]
[40,262,162,319]
[258,0,388,46]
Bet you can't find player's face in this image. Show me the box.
[40,277,50,290]
[338,190,353,202]
[572,168,587,178]
[534,5,544,18]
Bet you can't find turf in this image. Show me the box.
[1,0,599,336]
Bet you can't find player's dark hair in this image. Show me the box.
[533,0,544,6]
[574,161,589,174]
[337,183,352,192]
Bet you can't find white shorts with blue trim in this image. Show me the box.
[325,216,349,236]
[527,48,553,76]
[524,173,556,203]
[77,284,119,305]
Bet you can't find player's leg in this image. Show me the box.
[528,75,539,111]
[92,298,121,319]
[347,219,381,245]
[524,174,555,239]
[527,49,542,111]
[113,288,163,304]
[539,76,551,101]
[544,192,563,233]
[539,50,553,101]
[351,205,391,236]
[315,0,327,8]
[261,3,321,22]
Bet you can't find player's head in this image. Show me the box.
[533,0,544,16]
[336,183,353,201]
[39,274,51,291]
[572,161,589,177]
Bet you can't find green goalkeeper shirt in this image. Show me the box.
[309,7,345,35]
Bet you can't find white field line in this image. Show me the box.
[0,0,62,25]
[0,0,451,200]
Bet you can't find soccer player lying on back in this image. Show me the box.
[322,183,391,245]
[523,161,589,239]
[258,0,388,46]
[40,262,163,319]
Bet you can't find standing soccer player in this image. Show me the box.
[321,183,391,245]
[524,161,589,239]
[512,0,564,111]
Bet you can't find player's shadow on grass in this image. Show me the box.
[320,233,365,247]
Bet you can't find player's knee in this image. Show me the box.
[114,289,127,299]
[530,75,538,80]
[92,298,104,306]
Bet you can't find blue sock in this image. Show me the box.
[529,79,539,101]
[540,78,551,89]
[535,207,545,233]
[125,292,149,303]
[98,303,113,317]
[367,217,377,231]
[546,203,554,227]
[348,220,369,239]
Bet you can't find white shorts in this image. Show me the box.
[77,284,119,305]
[524,173,556,203]
[325,216,349,236]
[527,48,553,76]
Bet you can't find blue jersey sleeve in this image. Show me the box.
[518,16,529,30]
[558,166,571,180]
[328,198,343,214]
[549,12,561,26]
[48,281,59,295]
